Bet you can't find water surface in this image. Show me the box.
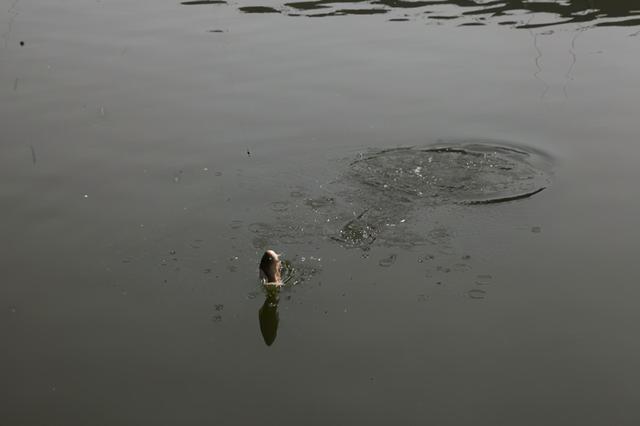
[2,0,640,424]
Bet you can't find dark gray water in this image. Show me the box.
[2,0,640,424]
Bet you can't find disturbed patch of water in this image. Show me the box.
[347,142,552,206]
[248,141,553,251]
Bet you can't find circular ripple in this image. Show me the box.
[349,142,552,205]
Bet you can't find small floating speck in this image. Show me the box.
[83,194,89,198]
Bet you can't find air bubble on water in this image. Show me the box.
[467,289,486,299]
[378,254,397,267]
[83,194,88,198]
[475,274,493,285]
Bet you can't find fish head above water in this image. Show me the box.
[259,249,283,284]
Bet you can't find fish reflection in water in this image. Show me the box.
[259,286,280,346]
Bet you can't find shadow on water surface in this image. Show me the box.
[182,0,640,28]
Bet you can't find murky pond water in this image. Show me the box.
[2,1,640,425]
